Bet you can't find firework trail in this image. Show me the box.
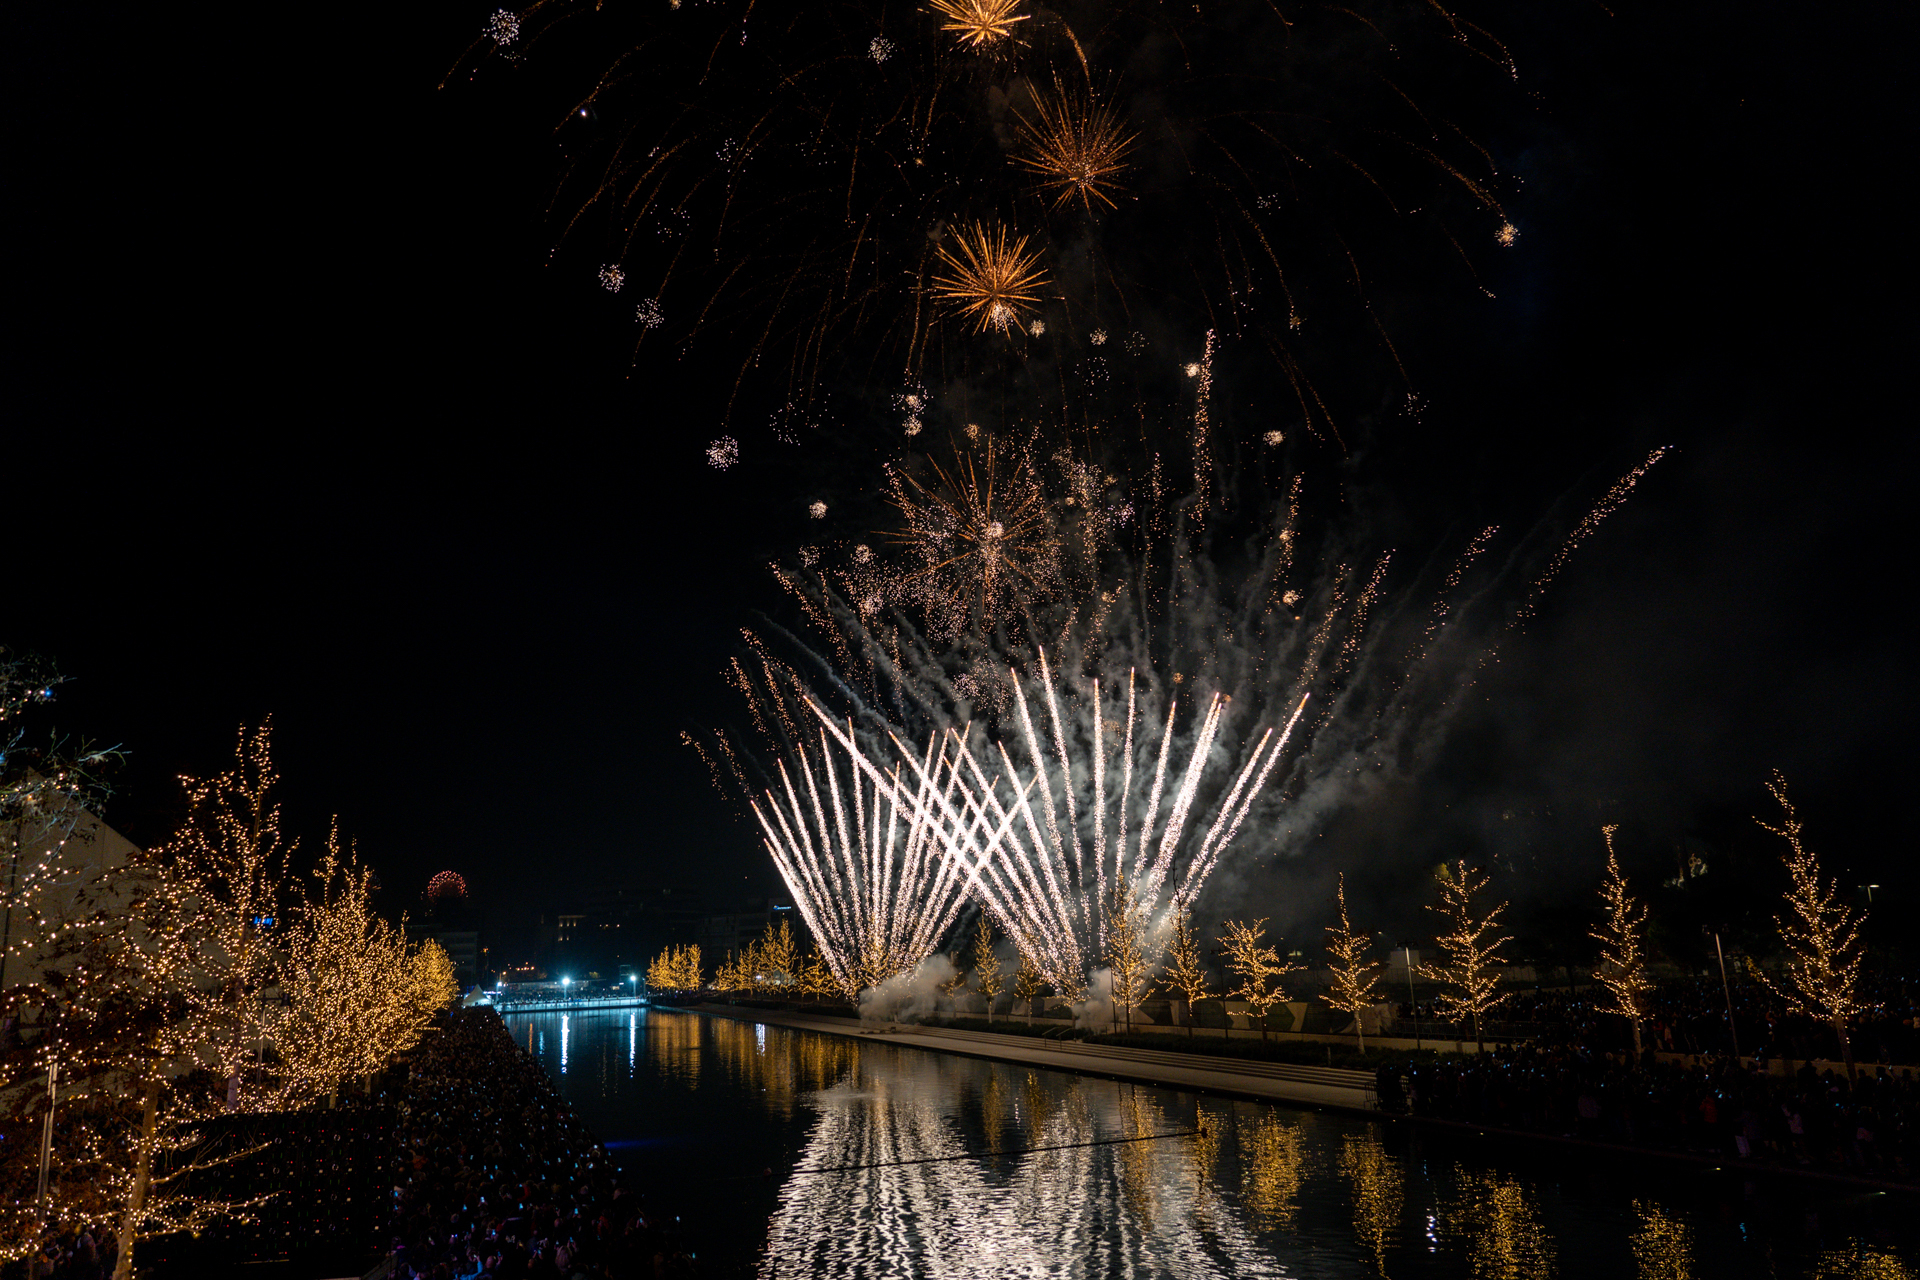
[749,720,976,997]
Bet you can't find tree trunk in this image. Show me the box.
[113,1080,159,1280]
[1835,1018,1856,1081]
[1473,1010,1484,1055]
[1356,1015,1366,1054]
[1630,1017,1644,1063]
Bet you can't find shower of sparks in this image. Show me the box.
[1191,331,1216,522]
[931,223,1047,334]
[846,660,1310,997]
[1263,430,1285,446]
[1516,447,1670,621]
[707,437,740,469]
[1090,329,1107,346]
[904,417,923,437]
[598,264,625,292]
[853,544,874,564]
[1496,222,1519,247]
[869,36,893,62]
[635,297,665,328]
[750,723,975,997]
[486,9,520,45]
[809,501,828,519]
[1013,88,1136,212]
[798,546,820,566]
[926,0,1029,49]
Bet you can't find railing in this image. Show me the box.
[485,993,651,1013]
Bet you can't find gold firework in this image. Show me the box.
[926,0,1029,49]
[1014,88,1135,212]
[883,440,1059,638]
[931,222,1048,333]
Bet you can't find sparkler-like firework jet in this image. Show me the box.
[838,654,1311,998]
[748,724,978,998]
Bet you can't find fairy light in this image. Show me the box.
[1221,918,1296,1037]
[1322,873,1383,1050]
[1419,860,1512,1052]
[1589,825,1654,1057]
[1755,770,1868,1077]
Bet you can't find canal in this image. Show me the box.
[502,1007,1913,1278]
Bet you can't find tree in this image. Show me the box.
[1012,950,1044,1014]
[972,916,1004,1021]
[795,946,837,998]
[1105,895,1153,1031]
[1421,861,1512,1052]
[672,943,704,990]
[939,951,969,1000]
[1322,874,1382,1051]
[757,918,798,989]
[1755,771,1866,1078]
[1589,825,1654,1059]
[646,948,672,991]
[1221,919,1295,1040]
[1161,909,1213,1038]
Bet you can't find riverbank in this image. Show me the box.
[690,1004,1379,1111]
[689,1004,1919,1195]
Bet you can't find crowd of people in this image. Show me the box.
[388,1009,697,1279]
[1376,1044,1919,1178]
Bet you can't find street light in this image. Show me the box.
[561,976,571,990]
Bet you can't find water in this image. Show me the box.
[502,1008,1915,1278]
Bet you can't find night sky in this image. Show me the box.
[10,0,1916,953]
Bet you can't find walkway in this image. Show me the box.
[689,1004,1378,1112]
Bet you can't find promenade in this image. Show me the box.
[690,1004,1380,1112]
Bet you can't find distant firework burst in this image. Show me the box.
[931,223,1048,335]
[446,0,1519,437]
[485,9,519,46]
[1014,85,1136,213]
[598,263,625,292]
[427,870,468,903]
[707,437,741,469]
[926,0,1030,50]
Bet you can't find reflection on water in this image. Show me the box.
[507,1009,1917,1279]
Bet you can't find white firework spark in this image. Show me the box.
[750,724,976,997]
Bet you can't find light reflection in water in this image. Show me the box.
[509,1011,1919,1280]
[1631,1199,1694,1280]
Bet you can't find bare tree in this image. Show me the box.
[1589,825,1654,1060]
[1755,771,1866,1078]
[1104,895,1153,1032]
[1322,874,1382,1052]
[1222,919,1296,1040]
[1420,861,1512,1053]
[1161,909,1213,1038]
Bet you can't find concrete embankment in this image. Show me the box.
[689,1004,1379,1113]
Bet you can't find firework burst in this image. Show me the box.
[1014,87,1136,212]
[926,0,1029,50]
[931,223,1048,334]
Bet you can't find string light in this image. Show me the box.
[1589,825,1654,1058]
[1419,860,1512,1052]
[1322,874,1383,1051]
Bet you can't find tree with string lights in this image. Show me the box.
[1161,909,1213,1038]
[1754,771,1867,1079]
[1322,875,1383,1051]
[1589,826,1654,1060]
[1420,861,1512,1053]
[1222,919,1296,1041]
[1012,950,1044,1017]
[972,916,1004,1021]
[1104,895,1153,1032]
